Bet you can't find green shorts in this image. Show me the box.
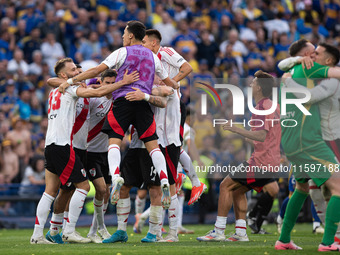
[287,142,339,187]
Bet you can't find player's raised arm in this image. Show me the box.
[223,122,268,142]
[76,70,139,98]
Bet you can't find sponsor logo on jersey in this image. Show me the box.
[81,168,86,177]
[89,168,96,177]
[97,104,104,109]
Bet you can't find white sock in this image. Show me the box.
[108,144,121,180]
[49,212,63,235]
[179,149,200,187]
[313,221,321,230]
[168,195,179,235]
[117,198,130,231]
[32,192,55,238]
[309,180,326,224]
[141,207,150,221]
[89,212,97,236]
[62,211,69,231]
[135,195,146,214]
[177,193,185,228]
[235,219,247,236]
[149,148,169,186]
[149,205,163,236]
[94,198,105,230]
[103,203,108,214]
[64,189,88,234]
[214,216,227,235]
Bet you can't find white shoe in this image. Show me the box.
[313,226,324,234]
[161,183,171,209]
[197,230,225,242]
[110,177,124,204]
[30,236,55,244]
[98,228,111,240]
[158,234,179,242]
[62,231,91,243]
[178,226,194,234]
[277,215,283,234]
[226,233,249,242]
[87,234,102,243]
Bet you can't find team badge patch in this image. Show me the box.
[89,168,96,177]
[66,182,72,187]
[81,169,86,177]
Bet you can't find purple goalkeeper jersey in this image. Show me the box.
[112,45,156,100]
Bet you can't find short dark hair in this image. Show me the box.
[101,69,117,81]
[145,29,162,43]
[76,64,82,69]
[54,58,73,76]
[319,43,340,66]
[289,39,309,56]
[254,70,276,97]
[126,20,146,41]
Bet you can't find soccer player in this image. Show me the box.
[197,71,281,242]
[58,21,178,209]
[274,42,340,251]
[30,58,138,244]
[102,86,174,244]
[280,43,340,241]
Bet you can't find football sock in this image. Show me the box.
[322,196,340,245]
[168,195,179,235]
[279,189,308,243]
[235,219,247,236]
[62,211,69,230]
[149,148,168,186]
[279,197,289,218]
[179,149,200,187]
[255,192,274,231]
[49,212,63,235]
[311,202,322,229]
[135,195,146,214]
[64,189,88,234]
[177,193,185,228]
[309,181,326,225]
[149,205,163,236]
[214,216,227,235]
[108,144,121,179]
[117,198,130,231]
[33,192,55,238]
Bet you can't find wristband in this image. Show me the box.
[144,93,150,101]
[67,78,73,85]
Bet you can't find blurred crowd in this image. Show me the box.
[0,0,339,215]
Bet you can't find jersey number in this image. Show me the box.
[125,55,153,82]
[48,90,61,114]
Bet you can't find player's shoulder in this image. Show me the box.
[160,46,177,57]
[261,98,273,109]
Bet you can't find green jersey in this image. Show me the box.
[280,62,329,156]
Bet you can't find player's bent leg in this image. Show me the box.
[230,186,249,241]
[276,181,309,249]
[108,138,123,181]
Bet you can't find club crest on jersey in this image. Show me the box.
[66,182,72,187]
[89,168,96,177]
[81,169,86,177]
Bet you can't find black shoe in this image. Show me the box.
[252,229,271,235]
[248,222,259,234]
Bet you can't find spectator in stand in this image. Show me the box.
[78,31,101,61]
[118,0,139,29]
[11,89,31,122]
[244,41,265,77]
[30,93,43,133]
[28,50,43,77]
[241,0,263,20]
[0,79,18,118]
[137,9,152,29]
[322,0,340,32]
[0,30,15,60]
[19,154,45,195]
[7,49,29,75]
[0,140,19,183]
[172,19,198,54]
[96,21,114,48]
[21,27,41,63]
[216,44,239,78]
[20,2,44,34]
[41,33,65,74]
[196,30,219,69]
[154,12,177,46]
[39,10,63,44]
[14,20,27,45]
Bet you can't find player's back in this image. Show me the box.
[112,45,155,100]
[280,62,329,155]
[45,86,79,147]
[318,78,340,141]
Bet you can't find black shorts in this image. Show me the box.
[229,161,277,192]
[120,148,160,188]
[45,144,87,187]
[102,97,157,143]
[160,144,181,185]
[86,151,112,184]
[326,139,340,162]
[60,147,87,190]
[179,100,186,143]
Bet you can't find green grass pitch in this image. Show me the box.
[0,224,325,254]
